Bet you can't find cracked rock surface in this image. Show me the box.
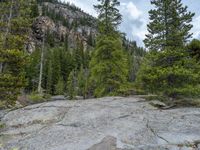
[0,97,200,150]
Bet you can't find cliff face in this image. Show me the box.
[27,2,98,53]
[27,1,145,57]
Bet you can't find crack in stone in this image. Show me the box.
[112,114,131,121]
[1,107,73,145]
[1,105,72,138]
[57,122,82,128]
[23,105,71,111]
[146,119,170,144]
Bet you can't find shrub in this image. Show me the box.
[28,93,45,104]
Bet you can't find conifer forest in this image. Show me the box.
[0,0,200,107]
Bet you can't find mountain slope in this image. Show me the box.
[28,1,145,56]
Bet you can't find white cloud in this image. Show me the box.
[135,30,146,41]
[192,15,200,39]
[62,0,147,46]
[125,2,142,20]
[62,0,97,17]
[131,18,148,46]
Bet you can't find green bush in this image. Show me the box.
[28,93,45,103]
[0,101,7,110]
[0,122,6,129]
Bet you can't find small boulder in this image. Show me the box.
[88,136,122,150]
[51,95,66,101]
[149,100,167,108]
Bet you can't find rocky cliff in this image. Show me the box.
[27,1,144,55]
[27,1,98,53]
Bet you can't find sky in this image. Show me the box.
[62,0,200,47]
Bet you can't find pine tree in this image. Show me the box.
[64,35,69,51]
[0,0,34,106]
[89,36,128,97]
[144,0,195,51]
[67,70,77,100]
[187,39,200,61]
[25,48,41,92]
[55,77,64,95]
[51,47,62,94]
[87,32,94,47]
[90,0,128,97]
[31,0,39,18]
[73,39,85,69]
[94,0,122,35]
[137,0,200,98]
[77,66,88,99]
[136,49,200,98]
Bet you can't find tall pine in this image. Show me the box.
[144,0,194,51]
[0,0,34,106]
[137,0,200,98]
[67,70,77,100]
[90,0,128,97]
[94,0,122,36]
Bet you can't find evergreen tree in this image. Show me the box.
[187,39,200,61]
[137,0,199,99]
[77,66,88,99]
[0,0,33,106]
[67,70,77,100]
[144,0,195,51]
[94,0,122,35]
[136,49,200,98]
[87,32,94,47]
[55,77,64,95]
[90,35,128,97]
[46,29,55,47]
[25,48,41,92]
[90,0,128,97]
[73,39,85,69]
[51,48,62,94]
[64,35,69,51]
[31,0,39,18]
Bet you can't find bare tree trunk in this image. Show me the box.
[38,38,45,94]
[4,0,13,45]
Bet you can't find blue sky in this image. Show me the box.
[62,0,200,47]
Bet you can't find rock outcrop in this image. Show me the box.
[1,96,200,150]
[26,2,98,53]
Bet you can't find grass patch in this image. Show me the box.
[27,93,52,104]
[0,101,7,110]
[28,93,45,104]
[0,122,6,129]
[28,93,44,102]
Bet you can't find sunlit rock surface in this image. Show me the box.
[1,97,200,150]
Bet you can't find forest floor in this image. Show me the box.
[0,96,200,150]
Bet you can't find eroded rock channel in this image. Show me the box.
[1,97,200,150]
